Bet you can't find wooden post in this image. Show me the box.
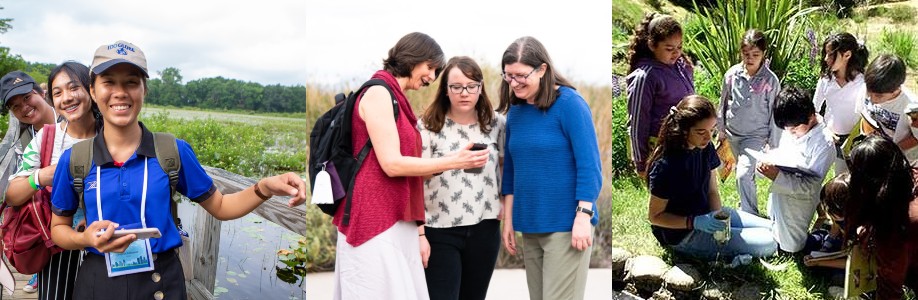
[187,205,220,300]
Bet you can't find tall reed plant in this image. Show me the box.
[684,0,819,86]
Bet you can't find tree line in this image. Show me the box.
[146,67,305,113]
[0,58,305,113]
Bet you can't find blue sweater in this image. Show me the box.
[502,86,602,233]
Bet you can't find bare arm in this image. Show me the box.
[50,214,134,253]
[359,86,487,177]
[5,164,57,206]
[708,170,722,211]
[647,195,691,229]
[898,134,918,151]
[198,173,306,221]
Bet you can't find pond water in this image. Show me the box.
[178,201,306,300]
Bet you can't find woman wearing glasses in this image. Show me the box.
[417,56,505,300]
[498,36,602,300]
[332,33,489,300]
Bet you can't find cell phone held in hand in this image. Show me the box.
[95,227,162,240]
[464,143,488,174]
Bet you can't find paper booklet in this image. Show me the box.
[745,149,820,178]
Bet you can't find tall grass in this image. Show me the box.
[872,29,918,70]
[305,63,613,271]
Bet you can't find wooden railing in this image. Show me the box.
[0,116,307,300]
[187,167,306,300]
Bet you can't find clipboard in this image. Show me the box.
[746,149,820,178]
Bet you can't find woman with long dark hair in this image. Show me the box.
[846,135,918,299]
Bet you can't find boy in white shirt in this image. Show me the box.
[757,86,835,253]
[860,54,918,162]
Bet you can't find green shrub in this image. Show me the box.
[873,29,918,70]
[611,94,632,177]
[886,5,916,23]
[683,0,819,89]
[693,67,722,101]
[782,58,821,92]
[141,112,304,177]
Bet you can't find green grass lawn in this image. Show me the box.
[613,170,838,299]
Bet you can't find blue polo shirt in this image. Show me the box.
[51,123,216,256]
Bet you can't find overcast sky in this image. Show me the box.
[1,0,306,86]
[306,1,613,88]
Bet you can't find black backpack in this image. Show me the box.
[308,79,396,225]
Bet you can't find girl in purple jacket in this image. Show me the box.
[626,13,695,178]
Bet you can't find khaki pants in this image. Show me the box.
[521,232,592,300]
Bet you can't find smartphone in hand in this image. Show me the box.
[95,227,162,240]
[465,143,488,173]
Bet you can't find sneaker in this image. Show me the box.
[23,275,37,293]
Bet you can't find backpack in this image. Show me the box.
[69,132,183,226]
[0,123,61,274]
[308,79,396,225]
[69,132,194,280]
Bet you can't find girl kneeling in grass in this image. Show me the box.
[646,95,776,260]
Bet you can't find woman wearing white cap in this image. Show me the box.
[47,40,307,299]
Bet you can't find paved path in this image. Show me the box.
[305,268,611,299]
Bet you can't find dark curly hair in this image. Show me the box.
[627,13,682,73]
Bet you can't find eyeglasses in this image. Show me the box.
[501,67,539,84]
[448,83,482,94]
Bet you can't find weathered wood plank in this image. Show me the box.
[186,279,214,300]
[189,206,221,300]
[9,267,37,299]
[203,166,306,236]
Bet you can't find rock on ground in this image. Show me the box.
[611,247,634,278]
[625,255,670,294]
[662,264,702,291]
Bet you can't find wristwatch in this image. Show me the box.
[575,206,594,217]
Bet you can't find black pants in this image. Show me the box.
[37,249,82,300]
[74,249,186,300]
[424,219,501,300]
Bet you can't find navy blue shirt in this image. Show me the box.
[648,142,720,245]
[51,123,216,255]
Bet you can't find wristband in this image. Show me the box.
[253,181,271,201]
[419,233,426,237]
[34,168,41,188]
[28,172,39,190]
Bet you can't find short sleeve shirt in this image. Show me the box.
[648,142,720,245]
[51,123,217,255]
[418,113,505,228]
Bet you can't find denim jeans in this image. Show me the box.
[424,219,500,300]
[672,209,777,260]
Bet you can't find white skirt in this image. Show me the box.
[334,221,429,300]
